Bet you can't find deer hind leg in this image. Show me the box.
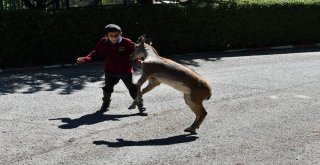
[183,94,207,134]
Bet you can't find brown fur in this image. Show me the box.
[129,36,212,134]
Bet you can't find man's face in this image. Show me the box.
[107,32,122,44]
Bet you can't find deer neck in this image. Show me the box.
[144,48,161,61]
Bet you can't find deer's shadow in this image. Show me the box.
[93,134,198,147]
[50,111,143,129]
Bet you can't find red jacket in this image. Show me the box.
[84,37,135,75]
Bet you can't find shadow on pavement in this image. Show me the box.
[93,134,199,147]
[2,48,320,95]
[0,63,104,95]
[173,56,221,67]
[50,111,142,129]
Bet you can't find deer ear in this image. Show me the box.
[141,34,147,39]
[137,34,146,44]
[145,38,152,45]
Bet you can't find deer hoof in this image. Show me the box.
[184,127,197,134]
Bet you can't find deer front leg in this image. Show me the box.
[128,74,149,109]
[141,78,161,95]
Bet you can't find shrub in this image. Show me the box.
[1,3,320,68]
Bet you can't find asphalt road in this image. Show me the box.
[1,48,320,164]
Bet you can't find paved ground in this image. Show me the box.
[1,48,320,165]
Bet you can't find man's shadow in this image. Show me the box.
[93,134,199,147]
[50,111,143,129]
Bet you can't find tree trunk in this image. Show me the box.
[65,0,69,8]
[0,0,3,10]
[21,0,37,9]
[21,0,46,9]
[137,0,153,5]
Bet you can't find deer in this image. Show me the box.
[129,35,212,134]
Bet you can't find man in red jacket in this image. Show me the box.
[76,24,145,113]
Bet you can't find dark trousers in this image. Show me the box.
[102,74,137,100]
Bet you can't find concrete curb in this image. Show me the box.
[223,43,320,53]
[1,43,320,73]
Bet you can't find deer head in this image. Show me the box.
[130,34,152,61]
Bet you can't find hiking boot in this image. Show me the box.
[138,103,146,113]
[98,92,111,113]
[98,101,110,113]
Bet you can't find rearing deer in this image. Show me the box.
[129,35,212,134]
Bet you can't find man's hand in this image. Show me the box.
[76,57,86,64]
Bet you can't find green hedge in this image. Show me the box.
[1,3,320,68]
